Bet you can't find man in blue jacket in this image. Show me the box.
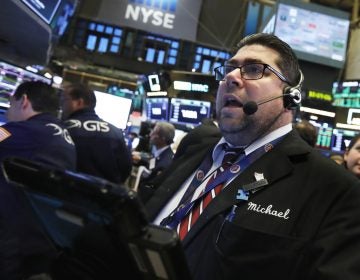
[61,83,132,184]
[0,81,76,279]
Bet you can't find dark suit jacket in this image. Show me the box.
[151,146,174,177]
[138,146,174,202]
[174,122,221,160]
[145,130,360,280]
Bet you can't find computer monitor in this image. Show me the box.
[21,0,61,24]
[268,0,350,69]
[0,60,51,108]
[331,128,358,153]
[145,97,169,121]
[169,98,211,126]
[94,90,132,130]
[314,124,333,150]
[332,80,360,108]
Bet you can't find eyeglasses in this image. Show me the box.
[214,63,290,84]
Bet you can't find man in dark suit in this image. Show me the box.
[144,33,360,279]
[135,121,175,201]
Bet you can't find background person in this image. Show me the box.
[0,81,76,279]
[329,152,345,165]
[132,121,175,173]
[343,133,360,178]
[135,121,175,200]
[174,117,221,160]
[61,83,132,184]
[293,119,317,147]
[1,81,75,169]
[142,33,360,279]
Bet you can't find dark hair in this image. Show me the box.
[14,81,59,115]
[236,33,301,87]
[294,120,317,147]
[64,83,97,109]
[347,134,360,151]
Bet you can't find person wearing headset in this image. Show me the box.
[142,33,360,279]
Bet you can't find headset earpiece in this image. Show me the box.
[283,70,304,109]
[283,86,302,108]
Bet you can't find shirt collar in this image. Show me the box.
[153,145,170,158]
[213,123,292,159]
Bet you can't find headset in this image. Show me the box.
[283,70,304,109]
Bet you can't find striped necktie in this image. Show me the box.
[178,145,244,240]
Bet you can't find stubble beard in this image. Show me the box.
[218,113,254,145]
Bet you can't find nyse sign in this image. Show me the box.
[97,0,202,41]
[125,4,175,29]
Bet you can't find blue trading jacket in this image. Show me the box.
[65,108,132,184]
[0,113,76,169]
[0,113,76,279]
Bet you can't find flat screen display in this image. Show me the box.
[331,128,357,153]
[315,125,333,150]
[169,98,211,126]
[50,0,77,37]
[332,80,360,108]
[0,60,51,108]
[145,97,169,121]
[21,0,62,23]
[273,0,350,68]
[94,91,132,130]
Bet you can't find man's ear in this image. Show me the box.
[21,94,31,110]
[74,97,85,109]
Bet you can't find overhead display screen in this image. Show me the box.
[21,0,62,23]
[97,0,202,41]
[169,98,211,126]
[50,0,77,37]
[332,80,360,108]
[145,97,169,121]
[331,128,357,153]
[273,0,349,68]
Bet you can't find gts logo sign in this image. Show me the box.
[66,119,110,132]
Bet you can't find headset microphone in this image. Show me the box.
[243,95,285,115]
[242,101,258,115]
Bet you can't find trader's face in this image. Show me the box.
[216,44,289,146]
[344,139,360,178]
[150,125,162,146]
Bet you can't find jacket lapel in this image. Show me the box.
[145,136,220,220]
[183,131,311,245]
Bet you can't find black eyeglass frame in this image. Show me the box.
[214,63,290,84]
